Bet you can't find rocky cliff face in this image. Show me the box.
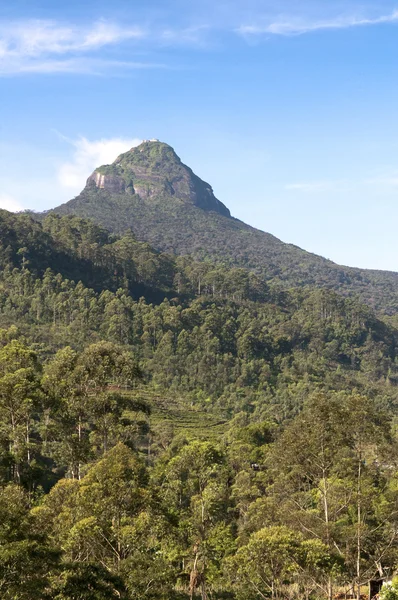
[88,171,127,194]
[85,141,231,217]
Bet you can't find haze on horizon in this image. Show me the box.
[1,0,398,271]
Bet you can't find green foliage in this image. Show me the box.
[381,579,398,600]
[0,484,59,599]
[0,252,397,424]
[3,182,398,598]
[48,563,127,599]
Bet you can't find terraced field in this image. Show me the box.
[129,386,228,442]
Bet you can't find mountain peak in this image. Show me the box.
[85,140,231,217]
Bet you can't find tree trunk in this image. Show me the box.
[321,466,333,600]
[357,456,362,600]
[26,419,31,466]
[78,415,82,480]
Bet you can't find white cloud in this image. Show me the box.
[58,136,142,191]
[285,174,398,194]
[160,25,212,47]
[0,19,145,58]
[0,19,158,75]
[0,193,24,212]
[366,176,398,186]
[239,9,398,36]
[0,136,145,212]
[2,7,397,76]
[0,57,164,76]
[0,17,216,75]
[285,181,337,192]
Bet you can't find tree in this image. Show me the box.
[228,526,341,600]
[40,444,148,570]
[341,393,393,599]
[268,391,395,599]
[43,343,144,477]
[268,392,350,597]
[0,484,59,599]
[0,341,43,484]
[42,347,91,480]
[48,563,127,600]
[161,441,234,600]
[228,526,302,600]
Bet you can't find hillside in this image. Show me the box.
[0,209,397,419]
[51,140,398,315]
[2,208,398,599]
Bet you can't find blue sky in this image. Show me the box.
[1,1,398,271]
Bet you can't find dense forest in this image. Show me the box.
[2,209,398,599]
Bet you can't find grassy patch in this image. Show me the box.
[130,386,228,442]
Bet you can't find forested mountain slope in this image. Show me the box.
[3,205,398,599]
[0,209,269,303]
[50,140,398,314]
[1,209,397,422]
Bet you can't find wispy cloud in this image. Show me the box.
[160,25,212,47]
[0,19,144,57]
[2,7,398,75]
[0,57,166,76]
[239,9,398,36]
[285,173,398,194]
[285,181,340,193]
[58,136,142,191]
[0,19,162,75]
[365,175,398,186]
